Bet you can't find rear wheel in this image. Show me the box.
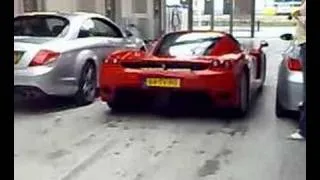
[74,62,97,106]
[258,54,267,92]
[234,72,249,117]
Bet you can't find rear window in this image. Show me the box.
[14,15,70,37]
[153,32,222,57]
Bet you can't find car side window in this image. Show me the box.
[78,19,95,38]
[78,18,123,38]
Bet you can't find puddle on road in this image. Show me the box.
[198,148,233,177]
[153,151,162,157]
[134,172,144,180]
[198,159,220,177]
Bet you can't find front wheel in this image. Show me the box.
[74,62,97,106]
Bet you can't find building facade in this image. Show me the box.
[14,0,166,40]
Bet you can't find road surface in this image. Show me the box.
[14,37,305,180]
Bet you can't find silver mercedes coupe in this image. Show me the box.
[275,33,303,117]
[14,12,146,105]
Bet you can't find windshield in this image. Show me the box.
[153,32,221,57]
[14,15,70,37]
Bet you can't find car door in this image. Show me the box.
[91,18,127,62]
[76,17,128,64]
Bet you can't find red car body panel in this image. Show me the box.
[99,31,267,109]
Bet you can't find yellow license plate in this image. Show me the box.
[145,78,181,88]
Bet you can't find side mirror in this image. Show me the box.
[125,30,133,37]
[280,33,293,41]
[260,40,269,48]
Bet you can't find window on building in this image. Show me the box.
[132,0,147,13]
[23,0,38,12]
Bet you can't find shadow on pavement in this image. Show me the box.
[14,96,81,114]
[105,86,279,123]
[105,100,253,123]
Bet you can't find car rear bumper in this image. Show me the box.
[14,66,78,97]
[99,66,239,107]
[277,79,303,112]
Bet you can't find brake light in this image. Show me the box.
[211,59,233,69]
[212,60,221,68]
[222,60,233,68]
[104,55,119,64]
[29,50,60,66]
[287,57,302,71]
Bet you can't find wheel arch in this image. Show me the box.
[74,49,99,86]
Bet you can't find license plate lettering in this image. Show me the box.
[145,78,180,88]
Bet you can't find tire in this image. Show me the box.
[234,71,250,117]
[258,54,267,93]
[74,61,97,106]
[275,94,288,118]
[106,92,131,112]
[107,100,126,112]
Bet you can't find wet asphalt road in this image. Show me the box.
[14,38,305,180]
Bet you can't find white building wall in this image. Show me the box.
[95,0,106,15]
[45,0,76,12]
[14,0,24,16]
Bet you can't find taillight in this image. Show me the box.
[222,60,233,68]
[211,60,233,69]
[104,56,119,64]
[287,57,302,71]
[212,60,221,68]
[29,50,60,66]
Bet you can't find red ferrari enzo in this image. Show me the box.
[99,31,268,116]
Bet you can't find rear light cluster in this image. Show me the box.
[105,56,119,64]
[287,57,302,71]
[211,60,233,69]
[29,50,60,66]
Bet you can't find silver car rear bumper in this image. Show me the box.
[14,66,78,97]
[277,72,303,112]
